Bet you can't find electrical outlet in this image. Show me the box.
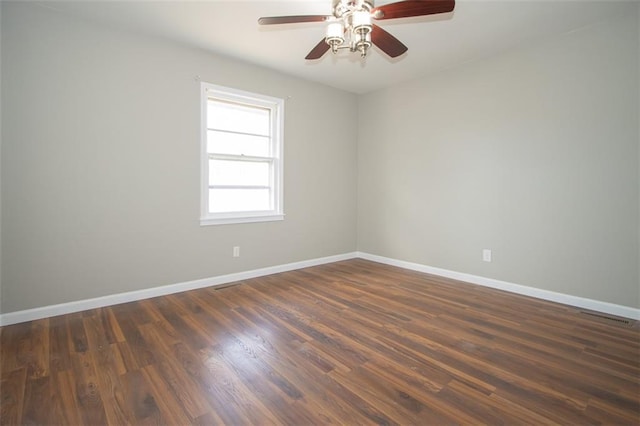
[482,249,492,262]
[233,246,240,258]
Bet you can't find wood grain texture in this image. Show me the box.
[1,259,639,424]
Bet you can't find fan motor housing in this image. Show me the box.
[333,0,374,19]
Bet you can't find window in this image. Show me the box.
[200,83,284,225]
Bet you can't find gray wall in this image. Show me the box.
[1,3,358,313]
[358,8,639,308]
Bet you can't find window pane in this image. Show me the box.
[207,130,270,157]
[209,188,271,213]
[207,99,270,136]
[209,159,270,187]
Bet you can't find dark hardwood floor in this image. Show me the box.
[1,258,639,425]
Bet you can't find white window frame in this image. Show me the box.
[200,82,284,226]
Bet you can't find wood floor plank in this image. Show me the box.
[137,322,212,420]
[0,368,26,426]
[329,366,427,424]
[49,369,83,426]
[69,351,109,425]
[1,259,638,424]
[82,314,111,353]
[139,364,197,424]
[67,312,89,353]
[23,319,49,380]
[48,318,73,374]
[199,345,281,425]
[21,376,50,425]
[119,368,163,424]
[89,346,133,425]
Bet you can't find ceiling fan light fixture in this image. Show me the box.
[351,10,372,36]
[323,5,374,57]
[350,9,373,57]
[355,31,372,58]
[325,21,345,52]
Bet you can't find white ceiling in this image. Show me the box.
[37,0,634,94]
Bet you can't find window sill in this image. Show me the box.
[200,213,285,226]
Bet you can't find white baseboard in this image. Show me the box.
[0,252,359,326]
[2,250,638,326]
[356,251,640,320]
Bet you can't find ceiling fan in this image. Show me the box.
[258,0,455,60]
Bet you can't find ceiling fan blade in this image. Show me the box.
[305,39,331,60]
[258,15,330,25]
[371,25,408,58]
[372,0,455,20]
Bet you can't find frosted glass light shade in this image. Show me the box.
[352,11,372,34]
[326,21,345,46]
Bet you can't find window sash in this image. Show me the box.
[206,98,271,137]
[208,154,275,192]
[208,187,273,214]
